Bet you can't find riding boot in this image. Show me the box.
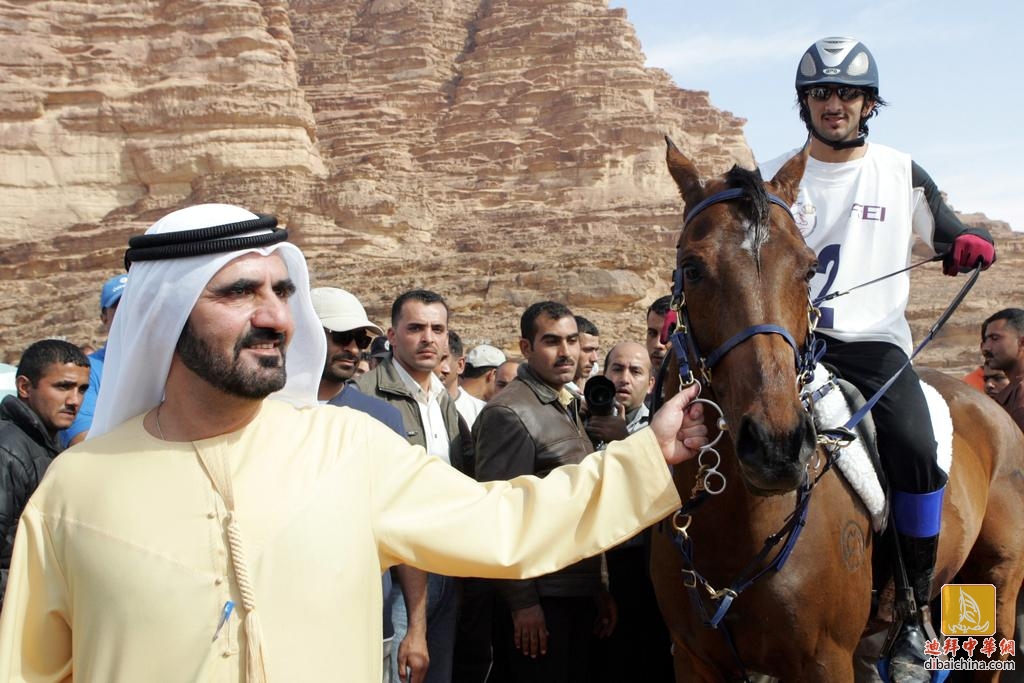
[889,487,945,683]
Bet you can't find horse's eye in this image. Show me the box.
[682,263,701,283]
[804,263,818,283]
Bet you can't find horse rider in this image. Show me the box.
[758,37,996,682]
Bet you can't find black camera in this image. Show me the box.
[583,376,616,417]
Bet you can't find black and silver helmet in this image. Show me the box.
[795,37,878,92]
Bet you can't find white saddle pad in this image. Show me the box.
[807,364,953,532]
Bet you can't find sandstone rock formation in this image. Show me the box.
[0,0,1020,378]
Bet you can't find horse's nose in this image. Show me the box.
[735,411,816,494]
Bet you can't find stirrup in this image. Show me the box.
[876,608,948,683]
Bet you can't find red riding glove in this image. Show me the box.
[943,233,995,276]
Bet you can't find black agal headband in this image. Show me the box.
[123,213,288,270]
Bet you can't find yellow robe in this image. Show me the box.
[0,400,680,682]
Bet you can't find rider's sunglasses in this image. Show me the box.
[326,328,373,349]
[804,86,866,102]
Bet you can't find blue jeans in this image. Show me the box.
[391,572,459,683]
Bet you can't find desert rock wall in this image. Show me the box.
[0,0,1019,375]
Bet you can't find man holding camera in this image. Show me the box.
[585,341,655,445]
[584,342,674,682]
[473,301,615,683]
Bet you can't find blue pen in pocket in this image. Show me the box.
[213,600,235,641]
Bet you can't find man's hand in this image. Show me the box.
[592,589,618,638]
[943,234,995,276]
[586,403,629,444]
[649,383,707,465]
[396,628,429,683]
[394,565,429,683]
[512,604,548,658]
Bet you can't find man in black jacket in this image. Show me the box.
[0,339,89,610]
[474,301,614,683]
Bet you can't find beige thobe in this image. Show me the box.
[0,400,679,681]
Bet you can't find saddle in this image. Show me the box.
[806,363,954,533]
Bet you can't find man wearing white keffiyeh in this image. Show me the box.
[0,203,708,683]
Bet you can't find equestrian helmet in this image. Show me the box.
[795,37,878,92]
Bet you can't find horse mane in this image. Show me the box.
[723,164,770,258]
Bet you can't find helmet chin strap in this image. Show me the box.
[809,125,867,150]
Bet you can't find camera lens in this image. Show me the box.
[584,376,616,417]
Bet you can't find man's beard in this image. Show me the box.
[322,352,359,383]
[176,322,287,399]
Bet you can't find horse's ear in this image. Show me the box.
[665,136,704,210]
[767,145,808,205]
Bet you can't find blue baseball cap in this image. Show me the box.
[100,274,128,311]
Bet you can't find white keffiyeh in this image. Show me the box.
[90,204,325,439]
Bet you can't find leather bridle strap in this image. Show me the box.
[682,187,794,227]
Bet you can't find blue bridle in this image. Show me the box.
[670,187,822,388]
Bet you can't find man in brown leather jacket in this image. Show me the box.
[474,301,614,683]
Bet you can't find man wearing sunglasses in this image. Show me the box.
[312,287,384,404]
[759,37,996,683]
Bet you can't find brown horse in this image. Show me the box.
[649,140,1024,682]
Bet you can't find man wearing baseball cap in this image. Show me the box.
[369,335,391,369]
[60,273,127,447]
[312,287,385,405]
[460,344,506,405]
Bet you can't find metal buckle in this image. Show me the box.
[711,587,737,602]
[672,511,692,539]
[807,302,821,330]
[817,427,856,450]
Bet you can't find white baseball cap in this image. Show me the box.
[465,344,506,369]
[310,287,383,335]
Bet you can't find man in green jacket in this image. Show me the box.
[357,289,469,683]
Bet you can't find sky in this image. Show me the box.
[609,0,1022,231]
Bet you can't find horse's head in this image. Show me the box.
[665,138,818,495]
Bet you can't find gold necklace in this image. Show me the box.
[155,403,166,440]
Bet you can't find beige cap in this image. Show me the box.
[310,287,383,335]
[465,344,507,369]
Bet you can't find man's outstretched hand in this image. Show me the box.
[649,383,708,465]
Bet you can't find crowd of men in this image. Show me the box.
[1,261,1021,682]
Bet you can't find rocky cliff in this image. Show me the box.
[0,0,1019,375]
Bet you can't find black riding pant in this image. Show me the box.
[820,336,947,495]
